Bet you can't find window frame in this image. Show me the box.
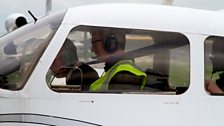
[48,25,190,95]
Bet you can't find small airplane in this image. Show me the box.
[0,3,224,126]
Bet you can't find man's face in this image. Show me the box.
[91,32,108,61]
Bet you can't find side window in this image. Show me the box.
[47,26,190,95]
[205,37,224,95]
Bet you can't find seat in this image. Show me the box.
[108,71,145,90]
[66,63,99,91]
[145,68,169,91]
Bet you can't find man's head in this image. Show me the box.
[91,29,126,62]
[50,39,78,78]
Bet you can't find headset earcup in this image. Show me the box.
[104,35,118,53]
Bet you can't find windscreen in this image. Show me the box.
[0,10,65,90]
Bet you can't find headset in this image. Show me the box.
[103,34,119,53]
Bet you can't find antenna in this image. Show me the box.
[45,0,52,15]
[28,10,37,23]
[162,0,174,5]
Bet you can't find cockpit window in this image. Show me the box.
[48,26,190,95]
[205,36,224,95]
[0,11,65,90]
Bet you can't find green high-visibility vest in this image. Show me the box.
[89,60,147,91]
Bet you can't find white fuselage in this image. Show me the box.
[1,3,224,126]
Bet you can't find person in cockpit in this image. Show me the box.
[205,80,223,94]
[205,38,224,94]
[50,29,147,92]
[50,38,79,78]
[50,38,99,90]
[89,29,147,91]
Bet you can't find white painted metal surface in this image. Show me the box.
[0,3,224,126]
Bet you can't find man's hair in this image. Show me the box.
[58,38,78,66]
